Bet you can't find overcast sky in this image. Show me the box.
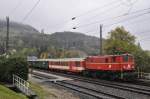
[0,0,150,50]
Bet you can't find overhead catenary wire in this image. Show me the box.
[71,0,119,20]
[82,2,123,22]
[137,30,150,36]
[137,31,150,41]
[104,10,150,27]
[73,13,150,42]
[48,1,120,32]
[22,0,41,22]
[60,0,122,32]
[73,7,150,29]
[139,36,150,41]
[73,0,138,25]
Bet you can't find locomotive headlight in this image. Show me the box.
[109,65,111,68]
[127,64,130,68]
[123,66,126,69]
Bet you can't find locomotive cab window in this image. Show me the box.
[123,55,128,62]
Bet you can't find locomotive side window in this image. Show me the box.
[123,55,128,62]
[105,58,108,63]
[112,56,116,63]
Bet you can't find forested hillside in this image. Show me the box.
[0,19,101,57]
[50,32,100,55]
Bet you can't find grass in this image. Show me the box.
[0,84,28,99]
[29,82,46,99]
[29,82,57,99]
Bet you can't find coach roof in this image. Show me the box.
[29,58,85,62]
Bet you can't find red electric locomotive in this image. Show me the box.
[84,54,135,79]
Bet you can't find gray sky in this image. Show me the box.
[0,0,150,50]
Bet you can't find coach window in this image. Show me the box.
[76,62,80,67]
[66,62,68,66]
[64,62,67,66]
[65,62,68,66]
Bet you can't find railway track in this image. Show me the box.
[54,81,125,99]
[32,69,150,96]
[31,72,125,99]
[133,79,150,87]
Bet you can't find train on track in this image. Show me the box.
[28,54,137,80]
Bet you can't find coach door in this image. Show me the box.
[69,61,74,71]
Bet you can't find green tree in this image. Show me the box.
[0,56,28,83]
[104,26,137,54]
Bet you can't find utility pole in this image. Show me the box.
[41,29,44,34]
[6,16,9,54]
[100,24,103,55]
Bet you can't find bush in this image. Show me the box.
[0,56,28,83]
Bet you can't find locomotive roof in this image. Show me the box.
[88,54,133,58]
[28,58,85,62]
